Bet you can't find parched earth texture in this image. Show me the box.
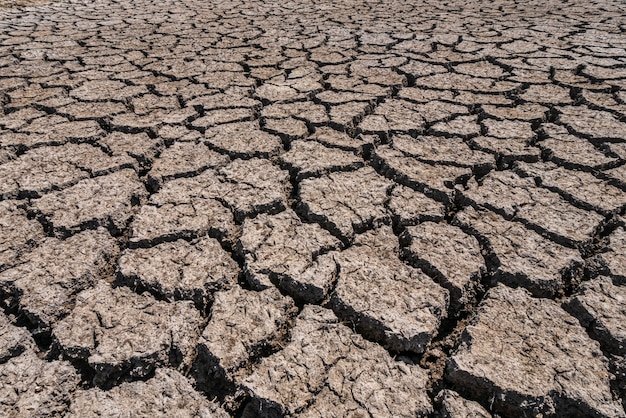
[0,0,626,416]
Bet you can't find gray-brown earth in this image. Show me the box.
[0,0,625,416]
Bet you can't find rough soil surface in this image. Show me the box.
[435,389,492,418]
[238,209,340,301]
[330,226,449,353]
[52,281,204,387]
[0,0,625,416]
[0,228,118,331]
[195,285,297,397]
[243,305,433,417]
[0,350,79,417]
[66,368,230,418]
[402,221,485,311]
[447,285,624,417]
[117,236,239,310]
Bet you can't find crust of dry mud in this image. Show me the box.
[0,0,625,416]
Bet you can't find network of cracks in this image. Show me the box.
[0,0,626,416]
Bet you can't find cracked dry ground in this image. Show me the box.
[1,0,626,417]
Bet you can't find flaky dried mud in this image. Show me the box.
[0,0,625,416]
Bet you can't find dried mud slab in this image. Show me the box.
[0,200,45,272]
[519,84,571,104]
[117,236,238,310]
[0,351,80,418]
[566,276,626,356]
[217,158,290,222]
[129,170,237,247]
[364,99,428,132]
[192,108,254,130]
[146,141,229,191]
[280,140,363,180]
[31,169,148,237]
[243,305,433,417]
[98,132,163,172]
[255,82,303,103]
[188,91,259,112]
[238,209,340,301]
[308,126,375,153]
[14,119,105,146]
[327,102,370,130]
[52,281,204,386]
[468,135,540,165]
[387,184,446,226]
[154,159,287,223]
[599,226,626,282]
[0,228,118,331]
[263,117,309,138]
[56,101,126,121]
[454,206,582,297]
[431,115,482,137]
[447,285,625,418]
[373,145,471,202]
[482,119,534,141]
[435,389,492,418]
[0,312,34,363]
[415,73,518,93]
[515,161,626,215]
[261,101,328,125]
[316,90,375,106]
[0,149,85,200]
[402,222,486,311]
[66,368,229,418]
[392,135,495,174]
[158,125,202,143]
[558,106,626,141]
[538,124,617,170]
[461,170,604,246]
[136,157,290,237]
[0,143,133,200]
[70,80,148,102]
[331,226,449,353]
[298,166,393,242]
[203,121,283,159]
[196,286,296,388]
[481,103,547,121]
[46,143,135,177]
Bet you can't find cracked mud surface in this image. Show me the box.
[0,0,625,416]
